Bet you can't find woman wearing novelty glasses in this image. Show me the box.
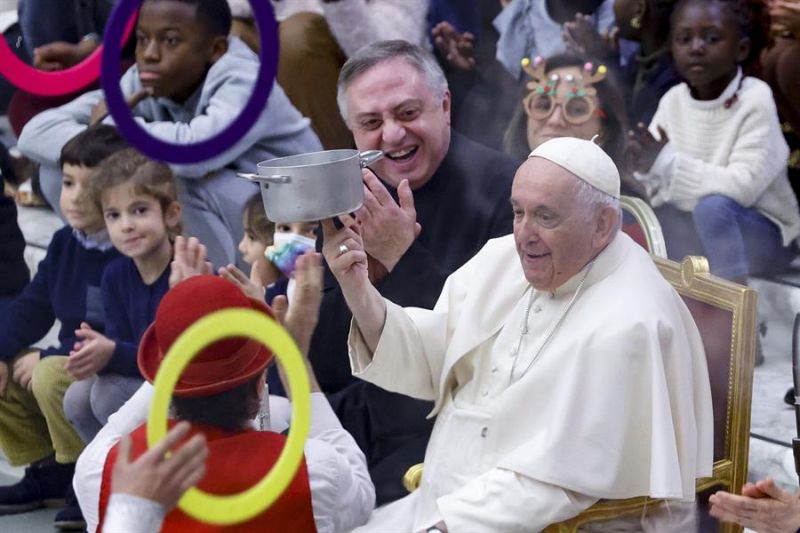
[503,53,629,178]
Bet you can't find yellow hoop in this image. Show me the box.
[146,308,311,525]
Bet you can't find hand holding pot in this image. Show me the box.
[321,218,387,353]
[356,170,421,273]
[321,218,369,290]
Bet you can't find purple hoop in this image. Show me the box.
[101,0,278,164]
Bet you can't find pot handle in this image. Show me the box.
[359,150,384,168]
[236,173,291,184]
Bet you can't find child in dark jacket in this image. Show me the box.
[0,125,127,527]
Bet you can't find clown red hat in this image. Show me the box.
[137,275,275,397]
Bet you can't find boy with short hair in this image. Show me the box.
[17,0,322,270]
[0,125,127,529]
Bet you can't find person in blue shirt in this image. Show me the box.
[0,124,126,529]
[63,148,181,446]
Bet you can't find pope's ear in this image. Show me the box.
[593,205,619,248]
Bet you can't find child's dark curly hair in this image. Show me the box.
[672,0,771,75]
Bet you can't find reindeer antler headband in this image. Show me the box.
[521,56,608,99]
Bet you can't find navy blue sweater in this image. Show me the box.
[0,226,120,363]
[99,257,170,377]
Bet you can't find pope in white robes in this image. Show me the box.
[322,136,714,532]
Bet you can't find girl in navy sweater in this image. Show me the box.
[63,148,181,444]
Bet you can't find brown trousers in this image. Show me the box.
[278,13,354,150]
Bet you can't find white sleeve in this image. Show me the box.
[665,108,789,207]
[102,494,166,533]
[127,85,315,179]
[348,247,479,401]
[17,63,145,166]
[348,299,450,402]
[16,89,103,165]
[303,393,375,533]
[322,0,429,56]
[74,382,154,533]
[435,468,598,533]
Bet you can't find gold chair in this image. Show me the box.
[620,195,668,258]
[403,256,757,533]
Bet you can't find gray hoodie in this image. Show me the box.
[18,37,321,207]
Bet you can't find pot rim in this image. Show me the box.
[264,202,363,224]
[256,149,362,170]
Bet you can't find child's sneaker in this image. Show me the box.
[54,486,86,531]
[0,457,73,514]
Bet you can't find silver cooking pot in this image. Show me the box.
[237,149,383,223]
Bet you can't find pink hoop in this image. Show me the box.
[0,15,136,96]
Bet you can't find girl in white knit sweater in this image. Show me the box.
[629,0,800,282]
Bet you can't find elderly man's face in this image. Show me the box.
[344,58,451,190]
[511,157,614,291]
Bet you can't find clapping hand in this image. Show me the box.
[218,264,265,301]
[65,322,115,380]
[627,123,669,174]
[169,236,214,288]
[563,14,616,58]
[272,252,323,394]
[272,252,323,355]
[432,21,476,71]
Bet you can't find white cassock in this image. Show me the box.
[349,232,714,532]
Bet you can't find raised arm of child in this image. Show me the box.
[272,252,323,395]
[169,236,214,288]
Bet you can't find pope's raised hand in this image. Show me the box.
[321,217,369,291]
